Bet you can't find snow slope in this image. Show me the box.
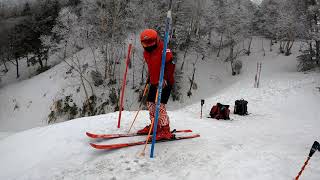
[0,54,73,132]
[0,44,320,180]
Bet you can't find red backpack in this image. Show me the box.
[210,103,230,120]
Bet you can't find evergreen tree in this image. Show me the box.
[22,2,31,16]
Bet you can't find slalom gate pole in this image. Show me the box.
[295,141,319,180]
[117,43,132,128]
[150,0,173,158]
[127,83,149,133]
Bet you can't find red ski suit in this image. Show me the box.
[143,40,175,129]
[143,40,175,86]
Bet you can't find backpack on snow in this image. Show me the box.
[234,99,248,116]
[210,103,230,120]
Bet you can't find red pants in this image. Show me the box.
[147,102,170,127]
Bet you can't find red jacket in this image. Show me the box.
[143,41,175,85]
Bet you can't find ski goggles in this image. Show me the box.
[141,39,157,48]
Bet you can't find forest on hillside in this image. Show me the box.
[0,0,319,123]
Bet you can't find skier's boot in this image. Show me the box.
[137,125,152,135]
[155,124,174,140]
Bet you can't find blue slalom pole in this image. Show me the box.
[150,0,173,158]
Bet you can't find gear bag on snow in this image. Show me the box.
[210,103,230,120]
[234,99,248,115]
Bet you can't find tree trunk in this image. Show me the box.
[180,48,188,71]
[141,62,145,85]
[2,58,8,72]
[246,37,253,56]
[15,58,20,78]
[270,39,273,52]
[187,65,196,97]
[309,42,313,62]
[187,53,199,96]
[26,55,30,67]
[285,40,294,56]
[82,74,94,98]
[262,39,265,56]
[74,55,90,100]
[229,45,235,75]
[80,75,90,101]
[229,44,234,62]
[217,34,223,57]
[207,30,211,45]
[279,41,285,54]
[44,51,48,67]
[63,40,68,59]
[38,54,43,69]
[316,40,320,64]
[111,47,118,83]
[104,45,108,79]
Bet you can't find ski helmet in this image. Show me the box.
[140,29,158,48]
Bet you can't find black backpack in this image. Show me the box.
[234,99,248,115]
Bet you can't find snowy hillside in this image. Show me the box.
[0,35,237,133]
[1,45,319,180]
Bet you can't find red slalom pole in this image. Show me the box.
[117,43,132,128]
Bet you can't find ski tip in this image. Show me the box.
[89,143,96,148]
[86,132,95,138]
[90,143,103,149]
[184,130,193,133]
[191,134,200,138]
[172,129,193,133]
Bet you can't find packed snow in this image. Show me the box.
[0,41,319,180]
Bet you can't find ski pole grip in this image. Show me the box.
[201,99,205,106]
[309,141,319,157]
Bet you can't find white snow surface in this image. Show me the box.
[1,45,320,179]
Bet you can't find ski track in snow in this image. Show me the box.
[1,45,320,179]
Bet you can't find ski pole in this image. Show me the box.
[117,43,132,128]
[150,0,173,158]
[127,83,149,133]
[200,99,205,119]
[140,90,159,156]
[295,141,319,180]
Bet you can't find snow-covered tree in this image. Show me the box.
[260,0,281,39]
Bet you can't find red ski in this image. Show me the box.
[90,134,200,150]
[86,129,192,139]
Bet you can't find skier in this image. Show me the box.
[137,29,175,140]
